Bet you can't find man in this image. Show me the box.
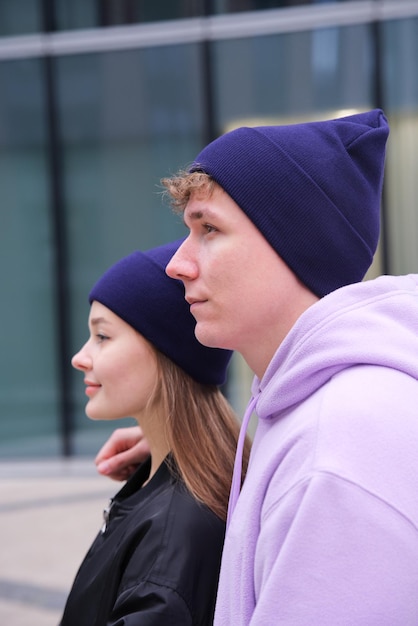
[98,110,418,624]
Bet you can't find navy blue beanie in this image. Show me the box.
[190,109,389,297]
[88,239,232,386]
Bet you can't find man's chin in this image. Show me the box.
[194,324,228,350]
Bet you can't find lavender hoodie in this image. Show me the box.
[215,274,418,625]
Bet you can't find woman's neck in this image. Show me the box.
[135,409,171,483]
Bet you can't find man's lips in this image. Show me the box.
[186,296,207,307]
[187,298,207,313]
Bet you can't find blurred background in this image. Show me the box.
[1,0,418,459]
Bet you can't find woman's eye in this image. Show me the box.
[96,333,109,343]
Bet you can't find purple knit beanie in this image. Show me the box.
[190,109,389,297]
[88,239,232,386]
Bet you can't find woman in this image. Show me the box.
[60,239,251,626]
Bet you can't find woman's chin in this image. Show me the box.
[85,404,104,421]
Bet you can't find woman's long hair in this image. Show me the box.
[149,349,251,522]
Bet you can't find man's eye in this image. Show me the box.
[204,223,217,233]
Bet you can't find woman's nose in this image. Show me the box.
[71,343,91,371]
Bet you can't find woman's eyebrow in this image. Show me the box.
[89,317,111,327]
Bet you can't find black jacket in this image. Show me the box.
[60,457,225,625]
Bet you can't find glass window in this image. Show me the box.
[97,0,202,26]
[382,17,418,275]
[213,0,355,13]
[56,44,204,452]
[54,0,203,31]
[0,0,41,36]
[212,23,373,129]
[54,0,98,31]
[2,2,417,458]
[0,58,60,456]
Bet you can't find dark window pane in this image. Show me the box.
[55,0,203,30]
[0,59,60,456]
[0,0,41,35]
[212,0,357,13]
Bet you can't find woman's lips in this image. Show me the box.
[84,380,101,397]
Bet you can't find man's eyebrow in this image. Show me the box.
[184,207,218,223]
[184,209,203,222]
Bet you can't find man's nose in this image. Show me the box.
[166,238,198,281]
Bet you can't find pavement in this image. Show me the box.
[0,459,117,626]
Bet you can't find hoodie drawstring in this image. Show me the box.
[227,395,257,528]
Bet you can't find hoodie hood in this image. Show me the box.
[227,274,418,527]
[254,273,418,420]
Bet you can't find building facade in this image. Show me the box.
[1,0,418,457]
